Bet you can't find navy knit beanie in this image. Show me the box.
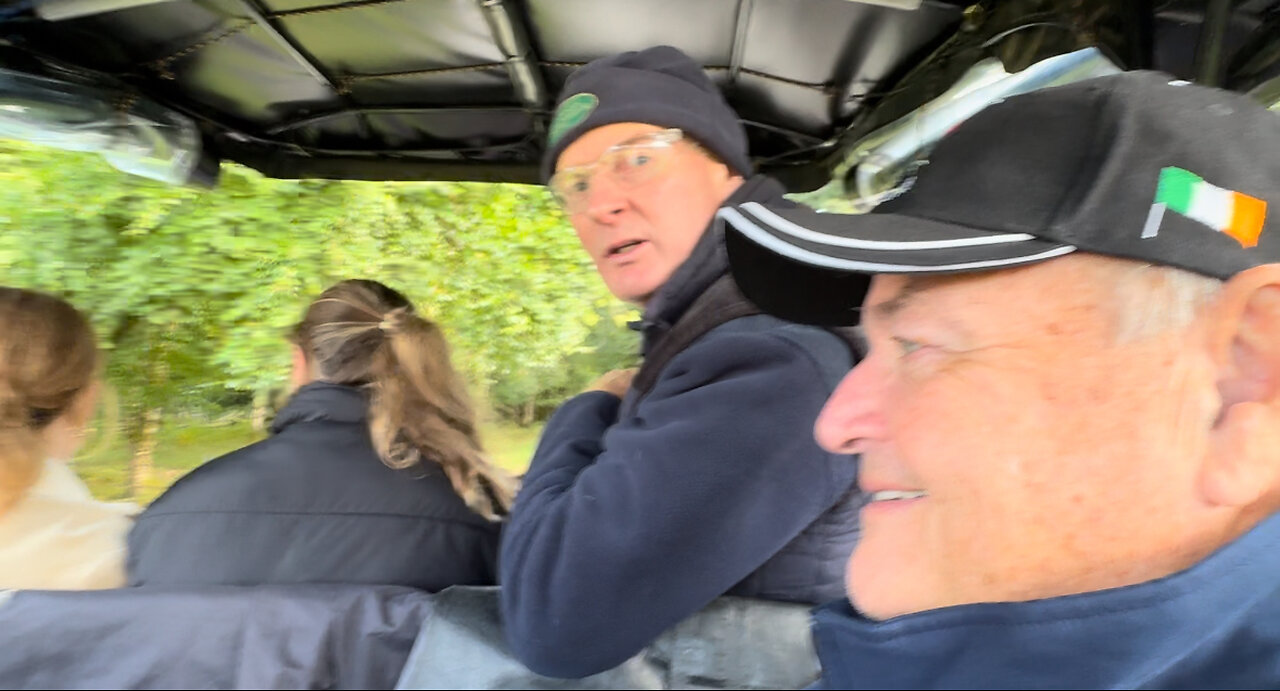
[540,45,751,182]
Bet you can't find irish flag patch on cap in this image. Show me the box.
[1142,166,1268,247]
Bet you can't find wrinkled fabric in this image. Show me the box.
[397,586,820,690]
[811,512,1280,689]
[0,584,432,689]
[129,382,500,589]
[499,175,863,678]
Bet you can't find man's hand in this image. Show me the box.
[585,368,637,398]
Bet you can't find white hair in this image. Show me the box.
[1106,260,1223,342]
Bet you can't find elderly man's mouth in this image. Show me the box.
[868,490,928,502]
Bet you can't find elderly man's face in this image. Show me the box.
[555,123,742,306]
[814,255,1230,620]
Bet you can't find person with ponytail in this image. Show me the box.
[128,279,515,589]
[0,287,135,590]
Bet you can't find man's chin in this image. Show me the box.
[846,554,930,621]
[603,279,659,307]
[847,590,916,622]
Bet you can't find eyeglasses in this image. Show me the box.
[549,128,685,214]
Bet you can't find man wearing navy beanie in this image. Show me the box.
[499,45,863,678]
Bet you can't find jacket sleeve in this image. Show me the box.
[498,326,852,678]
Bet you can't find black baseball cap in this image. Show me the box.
[720,71,1280,326]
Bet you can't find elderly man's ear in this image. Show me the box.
[1203,264,1280,510]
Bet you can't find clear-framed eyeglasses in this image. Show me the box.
[548,128,685,214]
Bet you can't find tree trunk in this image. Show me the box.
[129,336,170,499]
[251,388,271,432]
[129,406,162,498]
[521,398,535,427]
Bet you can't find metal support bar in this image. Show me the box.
[234,0,372,137]
[234,0,341,94]
[478,0,548,110]
[241,152,542,184]
[33,0,176,21]
[268,104,530,135]
[835,0,922,9]
[1193,0,1234,86]
[270,135,535,157]
[728,0,754,84]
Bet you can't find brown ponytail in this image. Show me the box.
[0,288,98,514]
[293,280,517,520]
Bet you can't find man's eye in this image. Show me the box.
[571,178,590,194]
[893,336,924,356]
[623,151,652,168]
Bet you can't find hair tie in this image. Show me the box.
[379,307,410,334]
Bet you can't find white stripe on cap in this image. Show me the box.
[739,202,1040,251]
[718,207,1078,273]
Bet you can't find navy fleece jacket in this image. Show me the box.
[811,512,1280,689]
[499,176,861,678]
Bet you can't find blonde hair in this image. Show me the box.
[0,288,98,514]
[292,280,516,520]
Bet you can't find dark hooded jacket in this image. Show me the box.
[128,382,501,590]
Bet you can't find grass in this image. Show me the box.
[481,422,542,474]
[73,418,542,504]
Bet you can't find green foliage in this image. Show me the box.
[0,140,639,441]
[496,300,642,423]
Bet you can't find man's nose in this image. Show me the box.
[814,356,888,455]
[584,174,628,221]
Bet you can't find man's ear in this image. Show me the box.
[1202,264,1280,508]
[717,164,745,195]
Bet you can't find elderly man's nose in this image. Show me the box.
[814,360,886,455]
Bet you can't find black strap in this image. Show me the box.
[630,276,869,403]
[631,275,761,400]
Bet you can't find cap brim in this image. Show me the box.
[720,201,1077,326]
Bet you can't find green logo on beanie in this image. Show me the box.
[548,93,599,147]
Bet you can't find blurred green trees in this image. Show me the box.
[0,141,638,494]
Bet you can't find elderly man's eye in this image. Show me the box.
[893,336,924,356]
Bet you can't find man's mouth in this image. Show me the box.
[868,490,928,502]
[607,240,645,257]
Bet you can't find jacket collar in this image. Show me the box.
[812,512,1280,689]
[28,459,94,502]
[270,382,369,434]
[636,175,790,353]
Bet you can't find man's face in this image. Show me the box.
[814,255,1222,620]
[555,123,742,305]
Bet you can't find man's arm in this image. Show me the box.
[499,326,854,678]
